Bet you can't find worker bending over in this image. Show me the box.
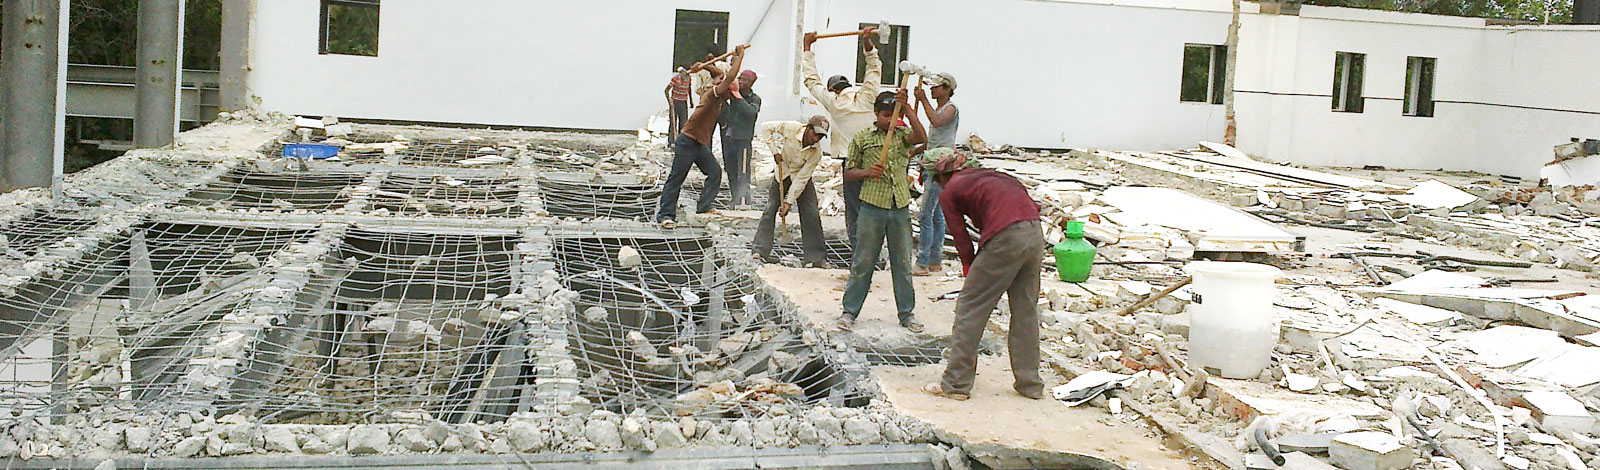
[921,149,1046,401]
[839,90,926,333]
[751,116,831,266]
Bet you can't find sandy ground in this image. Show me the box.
[876,357,1201,470]
[758,265,969,336]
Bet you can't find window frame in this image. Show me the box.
[1403,56,1436,118]
[319,0,381,57]
[672,9,730,72]
[1179,43,1227,105]
[1332,52,1366,113]
[858,23,910,87]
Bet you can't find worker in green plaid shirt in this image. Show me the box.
[837,89,927,333]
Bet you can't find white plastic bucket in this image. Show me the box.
[1184,261,1282,379]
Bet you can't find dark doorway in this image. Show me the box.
[673,9,729,71]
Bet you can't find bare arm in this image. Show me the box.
[714,46,748,98]
[901,91,927,146]
[916,89,956,128]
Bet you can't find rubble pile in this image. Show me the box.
[929,143,1600,470]
[0,407,935,460]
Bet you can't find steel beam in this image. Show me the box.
[134,0,185,148]
[0,0,65,191]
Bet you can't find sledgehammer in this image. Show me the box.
[810,20,892,43]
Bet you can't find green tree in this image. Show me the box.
[1304,0,1572,23]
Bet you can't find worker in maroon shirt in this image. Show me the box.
[919,149,1046,401]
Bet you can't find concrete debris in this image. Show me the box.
[1328,432,1412,470]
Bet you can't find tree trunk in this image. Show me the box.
[1223,0,1241,146]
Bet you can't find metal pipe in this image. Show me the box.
[135,0,185,148]
[0,0,66,191]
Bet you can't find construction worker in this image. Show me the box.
[664,67,693,138]
[691,44,728,101]
[801,26,881,249]
[912,73,961,276]
[656,45,747,229]
[919,149,1045,401]
[839,90,926,333]
[719,70,762,208]
[752,116,831,266]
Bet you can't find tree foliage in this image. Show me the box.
[1303,0,1573,23]
[1,0,222,70]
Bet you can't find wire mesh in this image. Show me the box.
[370,175,523,218]
[0,123,879,436]
[179,168,363,211]
[552,235,869,419]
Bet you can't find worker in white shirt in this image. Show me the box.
[752,116,831,267]
[801,26,881,249]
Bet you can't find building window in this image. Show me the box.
[1404,56,1436,117]
[320,0,380,56]
[1332,52,1365,113]
[1179,44,1227,104]
[859,23,910,87]
[673,10,729,71]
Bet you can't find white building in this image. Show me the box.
[231,0,1600,178]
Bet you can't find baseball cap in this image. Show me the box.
[826,75,851,91]
[930,72,958,92]
[739,69,757,80]
[805,115,830,134]
[873,91,898,112]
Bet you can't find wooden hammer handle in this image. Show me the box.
[698,45,752,67]
[813,30,865,39]
[874,74,923,175]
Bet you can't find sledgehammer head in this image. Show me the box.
[876,20,892,43]
[898,61,925,77]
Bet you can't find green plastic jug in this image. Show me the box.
[1054,220,1095,283]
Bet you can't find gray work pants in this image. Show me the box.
[753,177,826,265]
[940,220,1045,397]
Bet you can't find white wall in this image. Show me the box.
[247,1,1600,177]
[1233,6,1600,177]
[249,0,798,131]
[248,0,1247,151]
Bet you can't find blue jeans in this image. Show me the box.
[721,137,753,206]
[916,176,945,267]
[842,204,916,322]
[656,134,722,222]
[843,178,862,249]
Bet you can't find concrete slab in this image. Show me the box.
[760,264,966,339]
[1521,391,1598,434]
[1208,378,1388,422]
[1247,452,1340,470]
[1328,432,1412,470]
[875,357,1200,470]
[1278,433,1335,454]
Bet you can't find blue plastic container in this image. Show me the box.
[282,143,340,159]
